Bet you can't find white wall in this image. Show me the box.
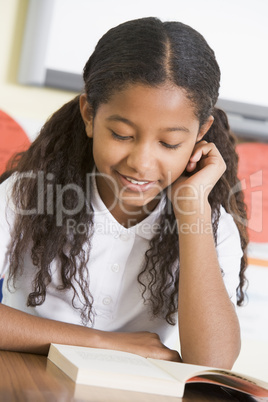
[21,0,268,107]
[1,0,267,140]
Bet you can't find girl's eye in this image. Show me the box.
[111,131,181,149]
[111,131,132,140]
[160,141,181,150]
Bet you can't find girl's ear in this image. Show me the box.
[79,94,94,138]
[196,115,214,142]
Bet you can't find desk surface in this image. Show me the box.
[0,350,247,401]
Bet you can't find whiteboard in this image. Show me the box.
[18,0,268,138]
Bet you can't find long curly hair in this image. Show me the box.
[1,17,248,325]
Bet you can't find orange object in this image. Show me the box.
[0,110,31,174]
[236,143,268,243]
[247,257,268,267]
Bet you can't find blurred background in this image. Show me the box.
[0,0,267,381]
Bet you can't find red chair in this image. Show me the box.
[236,142,268,244]
[0,110,31,174]
[236,142,268,267]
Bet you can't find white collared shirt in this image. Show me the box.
[0,174,243,348]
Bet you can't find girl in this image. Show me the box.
[0,17,248,368]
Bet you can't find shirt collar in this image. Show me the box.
[90,172,166,240]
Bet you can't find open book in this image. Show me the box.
[48,343,268,398]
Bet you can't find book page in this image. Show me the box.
[49,344,184,396]
[51,344,178,381]
[150,359,268,396]
[149,358,214,383]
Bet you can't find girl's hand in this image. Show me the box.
[169,141,226,215]
[101,331,181,362]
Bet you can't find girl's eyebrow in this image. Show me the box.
[106,114,190,133]
[165,126,190,134]
[106,114,135,127]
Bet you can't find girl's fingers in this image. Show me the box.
[189,141,226,171]
[170,143,226,207]
[190,141,214,161]
[181,141,226,195]
[186,161,197,172]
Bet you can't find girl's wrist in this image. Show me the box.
[172,195,211,220]
[173,198,212,235]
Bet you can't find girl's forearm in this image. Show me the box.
[0,303,103,355]
[176,201,241,369]
[0,304,181,361]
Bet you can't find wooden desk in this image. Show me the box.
[0,350,249,401]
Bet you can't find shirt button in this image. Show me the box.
[102,296,112,306]
[119,233,130,241]
[111,263,120,273]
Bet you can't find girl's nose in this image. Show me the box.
[126,142,155,175]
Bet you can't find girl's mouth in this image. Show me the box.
[124,176,150,185]
[117,172,158,192]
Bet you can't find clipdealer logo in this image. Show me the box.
[9,169,264,234]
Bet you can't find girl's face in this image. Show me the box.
[80,84,212,221]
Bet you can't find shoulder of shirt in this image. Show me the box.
[217,205,242,250]
[218,205,237,228]
[0,173,19,215]
[0,174,14,199]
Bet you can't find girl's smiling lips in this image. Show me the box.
[116,171,158,192]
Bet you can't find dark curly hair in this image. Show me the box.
[1,17,248,325]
